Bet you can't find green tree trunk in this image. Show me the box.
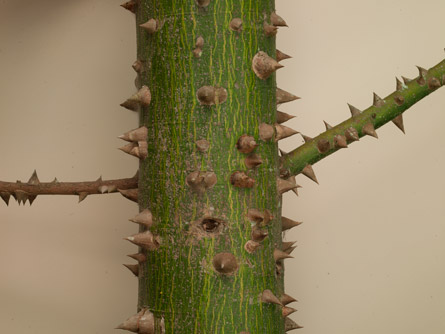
[120,0,295,333]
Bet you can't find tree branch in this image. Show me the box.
[0,170,139,205]
[280,58,445,180]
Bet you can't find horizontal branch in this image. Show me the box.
[0,170,138,205]
[280,58,445,179]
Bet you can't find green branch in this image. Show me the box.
[280,58,445,179]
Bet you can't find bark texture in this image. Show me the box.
[126,0,295,333]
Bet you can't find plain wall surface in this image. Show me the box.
[0,1,444,333]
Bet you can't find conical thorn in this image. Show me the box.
[362,122,378,138]
[123,264,139,277]
[373,92,385,107]
[301,165,318,184]
[347,103,361,117]
[276,49,292,62]
[282,216,302,231]
[392,114,405,134]
[261,289,283,306]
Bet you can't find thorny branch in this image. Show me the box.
[280,58,445,181]
[0,170,139,206]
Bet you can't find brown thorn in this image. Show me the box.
[118,188,139,203]
[274,248,293,262]
[277,88,300,104]
[396,77,404,91]
[252,51,283,80]
[271,12,288,27]
[0,192,10,206]
[373,92,385,107]
[261,289,283,306]
[362,122,378,138]
[125,231,160,251]
[120,0,137,13]
[129,209,153,228]
[416,66,428,85]
[123,264,139,277]
[323,121,333,130]
[344,127,359,142]
[282,216,303,231]
[301,165,318,184]
[277,111,295,124]
[282,306,297,318]
[276,49,292,62]
[301,134,312,143]
[334,134,348,148]
[275,124,299,141]
[401,76,411,85]
[285,317,303,331]
[281,294,298,306]
[127,253,147,263]
[392,114,405,134]
[347,103,361,117]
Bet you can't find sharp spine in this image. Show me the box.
[28,170,40,185]
[282,216,302,231]
[118,189,139,203]
[323,121,333,130]
[129,209,153,228]
[120,0,137,13]
[125,231,160,251]
[281,294,297,305]
[127,253,147,263]
[277,88,300,104]
[261,289,283,306]
[301,134,313,143]
[416,66,428,85]
[277,177,299,195]
[401,76,411,85]
[348,103,361,117]
[373,92,385,107]
[118,126,148,142]
[277,111,295,124]
[123,264,139,277]
[252,51,283,80]
[362,122,378,138]
[396,77,404,91]
[392,114,405,134]
[0,192,10,206]
[301,165,318,184]
[78,192,88,203]
[120,86,151,111]
[276,49,292,62]
[285,317,303,331]
[274,248,293,262]
[270,12,288,27]
[275,124,298,141]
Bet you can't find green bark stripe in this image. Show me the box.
[134,1,290,333]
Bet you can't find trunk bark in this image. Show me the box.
[123,0,294,333]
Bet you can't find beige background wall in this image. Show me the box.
[0,0,444,333]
